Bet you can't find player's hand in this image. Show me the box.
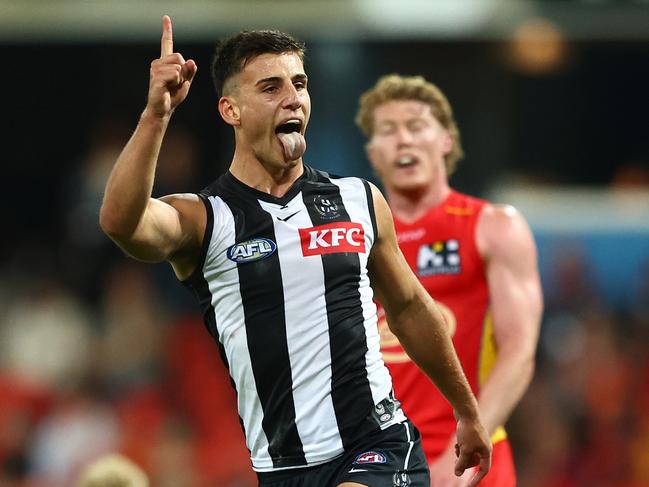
[453,416,492,487]
[146,15,197,118]
[429,441,474,487]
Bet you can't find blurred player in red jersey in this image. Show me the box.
[356,75,543,486]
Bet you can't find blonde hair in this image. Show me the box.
[75,454,149,487]
[356,74,464,176]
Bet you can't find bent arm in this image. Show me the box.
[367,184,491,482]
[475,204,543,435]
[368,184,479,419]
[99,15,202,279]
[99,114,205,279]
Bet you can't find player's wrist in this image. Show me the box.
[453,402,481,423]
[140,106,173,126]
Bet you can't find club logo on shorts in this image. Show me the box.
[227,238,277,263]
[353,451,387,465]
[393,472,411,486]
[417,239,461,276]
[299,222,365,256]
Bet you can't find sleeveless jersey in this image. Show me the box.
[379,190,504,460]
[183,166,404,472]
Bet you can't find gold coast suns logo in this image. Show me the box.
[379,301,457,363]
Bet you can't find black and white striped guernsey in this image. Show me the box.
[183,165,405,472]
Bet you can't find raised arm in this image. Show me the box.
[367,183,491,486]
[474,204,543,435]
[99,16,202,279]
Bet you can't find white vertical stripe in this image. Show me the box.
[204,196,271,468]
[258,196,344,464]
[403,421,414,469]
[331,178,393,405]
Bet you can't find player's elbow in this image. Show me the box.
[99,205,120,237]
[520,353,536,386]
[512,345,537,391]
[99,204,134,241]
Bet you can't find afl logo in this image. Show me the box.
[353,451,387,465]
[312,195,340,220]
[227,238,277,263]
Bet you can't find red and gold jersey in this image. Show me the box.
[380,190,505,460]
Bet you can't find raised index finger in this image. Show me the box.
[160,15,173,58]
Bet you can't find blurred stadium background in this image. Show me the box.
[1,0,648,486]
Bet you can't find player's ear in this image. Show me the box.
[441,130,453,156]
[365,141,384,177]
[218,96,241,126]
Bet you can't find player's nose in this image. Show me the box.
[282,85,302,110]
[395,126,414,145]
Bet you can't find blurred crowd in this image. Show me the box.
[0,121,255,487]
[509,247,649,487]
[1,118,648,487]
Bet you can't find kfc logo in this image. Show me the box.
[299,222,365,256]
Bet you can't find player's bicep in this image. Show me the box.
[113,194,204,264]
[479,207,543,352]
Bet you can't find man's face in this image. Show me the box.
[367,100,452,194]
[232,52,311,168]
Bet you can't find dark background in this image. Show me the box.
[1,3,649,486]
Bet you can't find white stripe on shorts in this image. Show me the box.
[403,422,414,470]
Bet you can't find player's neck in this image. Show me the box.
[387,182,451,224]
[230,150,304,197]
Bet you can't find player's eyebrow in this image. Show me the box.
[292,74,308,84]
[255,74,308,86]
[256,76,282,86]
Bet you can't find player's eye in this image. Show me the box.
[376,124,396,136]
[408,120,427,132]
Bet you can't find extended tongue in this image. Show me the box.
[277,132,306,161]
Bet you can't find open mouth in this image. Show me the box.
[275,119,303,135]
[275,119,307,160]
[396,156,417,167]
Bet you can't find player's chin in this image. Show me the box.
[393,177,427,193]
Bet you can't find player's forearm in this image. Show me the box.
[100,110,170,238]
[479,270,542,434]
[477,349,535,435]
[389,292,480,421]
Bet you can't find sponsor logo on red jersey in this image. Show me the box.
[299,222,365,256]
[417,239,461,276]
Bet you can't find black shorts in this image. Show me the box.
[256,420,429,487]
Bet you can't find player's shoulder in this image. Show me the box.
[476,202,534,257]
[479,202,526,228]
[159,192,205,211]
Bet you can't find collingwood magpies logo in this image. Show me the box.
[417,239,461,276]
[312,195,340,220]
